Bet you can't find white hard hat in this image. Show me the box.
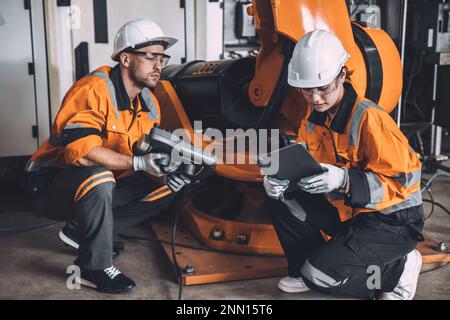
[112,19,178,61]
[288,29,350,88]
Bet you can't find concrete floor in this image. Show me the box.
[1,172,449,300]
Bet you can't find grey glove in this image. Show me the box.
[298,164,346,194]
[164,173,192,192]
[133,153,169,177]
[263,176,290,200]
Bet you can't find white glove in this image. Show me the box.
[133,153,169,177]
[164,174,192,192]
[263,176,290,200]
[298,164,346,194]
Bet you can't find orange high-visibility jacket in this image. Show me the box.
[27,65,161,177]
[298,83,422,222]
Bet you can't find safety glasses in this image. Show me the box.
[299,72,343,97]
[129,51,171,68]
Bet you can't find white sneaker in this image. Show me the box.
[379,250,422,300]
[278,276,311,293]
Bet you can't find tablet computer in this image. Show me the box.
[257,143,326,192]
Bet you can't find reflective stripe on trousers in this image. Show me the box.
[301,259,349,288]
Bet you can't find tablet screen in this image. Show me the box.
[257,143,325,191]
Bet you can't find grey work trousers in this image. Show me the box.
[27,166,174,270]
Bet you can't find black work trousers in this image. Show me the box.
[267,191,424,299]
[27,167,174,270]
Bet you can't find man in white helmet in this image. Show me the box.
[263,30,424,300]
[25,19,191,294]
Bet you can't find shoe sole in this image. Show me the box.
[278,282,311,294]
[59,231,121,259]
[80,279,136,295]
[59,230,80,250]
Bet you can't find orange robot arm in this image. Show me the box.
[155,0,403,183]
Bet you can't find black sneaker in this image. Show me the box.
[79,266,136,294]
[59,222,124,259]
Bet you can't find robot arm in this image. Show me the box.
[155,0,403,182]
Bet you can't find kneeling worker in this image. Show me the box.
[264,30,424,300]
[24,19,191,294]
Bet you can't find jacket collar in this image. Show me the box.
[109,65,150,112]
[307,82,358,134]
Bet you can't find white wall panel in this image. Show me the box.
[0,0,38,156]
[71,0,186,70]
